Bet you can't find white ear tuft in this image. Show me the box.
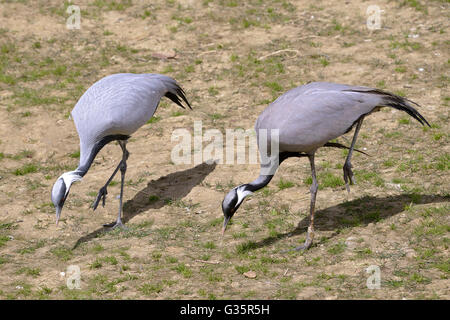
[236,185,253,205]
[60,171,83,196]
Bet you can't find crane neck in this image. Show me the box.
[77,134,130,177]
[244,151,308,193]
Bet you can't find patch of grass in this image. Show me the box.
[69,150,80,159]
[395,66,407,73]
[208,86,219,96]
[14,163,38,176]
[102,256,118,265]
[171,111,185,117]
[203,241,216,249]
[90,258,103,269]
[409,272,431,284]
[140,282,164,295]
[173,263,192,278]
[414,220,449,238]
[0,235,10,247]
[148,195,160,204]
[434,260,450,274]
[264,81,283,95]
[434,153,449,171]
[319,57,329,66]
[18,240,46,254]
[184,65,195,73]
[0,221,18,230]
[92,244,104,253]
[17,267,41,277]
[165,256,178,264]
[52,65,67,76]
[320,172,345,188]
[386,279,404,288]
[355,248,372,258]
[147,116,160,124]
[11,150,35,160]
[398,117,410,124]
[0,72,16,85]
[383,159,396,167]
[91,0,132,11]
[328,241,346,255]
[50,246,73,261]
[277,178,294,190]
[14,88,66,107]
[401,0,428,13]
[236,240,258,254]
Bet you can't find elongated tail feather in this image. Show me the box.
[344,88,430,127]
[324,142,369,156]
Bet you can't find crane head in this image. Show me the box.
[51,172,82,226]
[51,177,66,225]
[221,185,253,235]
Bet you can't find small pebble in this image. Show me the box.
[243,271,257,279]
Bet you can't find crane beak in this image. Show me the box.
[55,207,61,226]
[221,216,231,236]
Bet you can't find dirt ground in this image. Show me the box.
[0,0,448,300]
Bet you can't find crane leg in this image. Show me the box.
[294,153,318,251]
[91,142,130,211]
[103,141,128,229]
[343,116,364,193]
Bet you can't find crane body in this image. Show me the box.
[51,73,191,228]
[222,82,429,250]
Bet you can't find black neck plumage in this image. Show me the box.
[76,134,130,177]
[244,151,307,192]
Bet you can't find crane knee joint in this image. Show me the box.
[119,161,127,173]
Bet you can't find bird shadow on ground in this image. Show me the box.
[72,162,216,249]
[252,193,449,251]
[122,162,217,223]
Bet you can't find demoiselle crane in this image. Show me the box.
[51,73,191,228]
[221,82,429,250]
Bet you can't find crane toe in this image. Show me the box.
[343,162,356,192]
[92,186,108,211]
[103,220,126,230]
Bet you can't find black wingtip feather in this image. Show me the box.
[345,88,430,127]
[377,90,430,127]
[176,87,192,110]
[164,82,192,110]
[164,80,192,110]
[165,92,186,109]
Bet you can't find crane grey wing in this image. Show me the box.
[256,82,429,153]
[70,73,191,171]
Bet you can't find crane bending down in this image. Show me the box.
[221,82,430,250]
[51,73,191,228]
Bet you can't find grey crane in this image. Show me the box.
[51,73,191,228]
[221,82,429,250]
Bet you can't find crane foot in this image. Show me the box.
[103,220,127,230]
[343,162,356,192]
[92,186,108,211]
